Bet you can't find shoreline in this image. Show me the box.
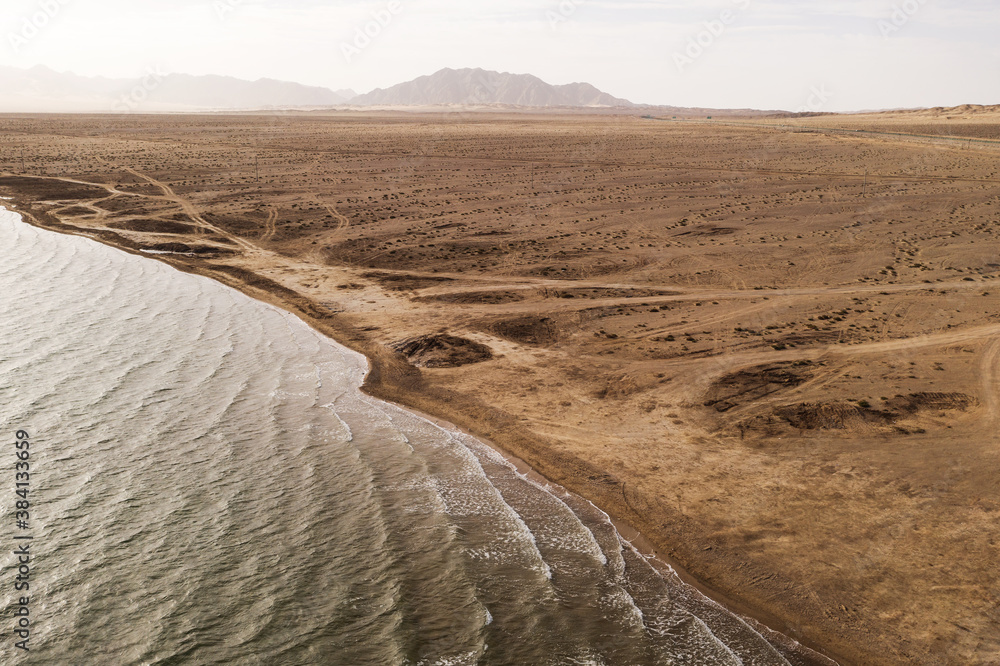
[6,200,847,666]
[388,402,840,666]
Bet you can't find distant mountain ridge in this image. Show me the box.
[349,68,634,108]
[901,104,1000,116]
[0,65,632,112]
[1,65,989,115]
[0,65,357,112]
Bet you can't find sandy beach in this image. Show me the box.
[4,109,1000,664]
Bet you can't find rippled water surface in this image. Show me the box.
[0,208,793,665]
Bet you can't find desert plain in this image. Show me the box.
[2,108,1000,665]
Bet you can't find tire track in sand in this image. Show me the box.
[319,200,350,237]
[979,337,1000,433]
[117,166,259,253]
[261,207,278,242]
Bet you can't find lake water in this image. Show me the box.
[0,207,794,665]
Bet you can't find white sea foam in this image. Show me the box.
[139,249,196,256]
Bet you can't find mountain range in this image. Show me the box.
[0,66,634,112]
[0,65,356,112]
[350,68,633,108]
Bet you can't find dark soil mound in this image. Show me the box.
[704,362,814,412]
[773,402,895,430]
[57,206,97,217]
[0,176,108,201]
[362,272,456,292]
[143,242,236,256]
[110,219,199,235]
[96,196,160,215]
[487,316,559,345]
[392,334,493,368]
[735,392,977,437]
[546,287,679,300]
[885,392,977,413]
[418,290,526,305]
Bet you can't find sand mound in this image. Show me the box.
[597,374,641,400]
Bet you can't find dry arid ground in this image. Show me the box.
[3,110,1000,665]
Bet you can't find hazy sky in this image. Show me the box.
[1,0,997,111]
